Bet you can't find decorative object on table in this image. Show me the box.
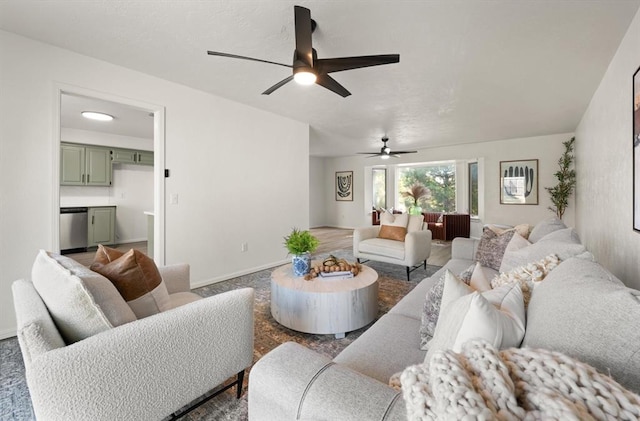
[304,255,362,281]
[545,137,576,220]
[335,171,353,201]
[633,65,640,232]
[283,228,319,276]
[401,182,431,215]
[500,159,538,205]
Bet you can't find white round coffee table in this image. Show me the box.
[271,263,379,339]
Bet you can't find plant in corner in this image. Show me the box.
[284,228,320,276]
[545,136,576,220]
[401,182,431,215]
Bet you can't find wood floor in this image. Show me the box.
[310,227,451,267]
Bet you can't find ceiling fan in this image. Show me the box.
[358,136,417,159]
[206,5,399,97]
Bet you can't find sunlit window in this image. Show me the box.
[396,163,456,212]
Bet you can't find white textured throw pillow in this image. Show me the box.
[425,271,526,364]
[492,254,561,307]
[379,212,409,228]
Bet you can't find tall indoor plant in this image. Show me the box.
[545,137,576,220]
[284,228,319,276]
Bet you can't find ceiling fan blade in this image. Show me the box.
[207,51,292,69]
[262,75,294,95]
[316,74,351,97]
[294,6,313,67]
[390,150,418,154]
[315,54,400,74]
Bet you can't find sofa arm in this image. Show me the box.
[353,226,381,254]
[451,237,479,260]
[249,342,406,421]
[25,288,254,421]
[158,263,190,293]
[404,229,432,266]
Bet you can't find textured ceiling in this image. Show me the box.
[1,1,639,156]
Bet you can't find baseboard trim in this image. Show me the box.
[190,258,290,289]
[0,327,17,340]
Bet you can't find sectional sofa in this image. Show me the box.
[248,219,640,420]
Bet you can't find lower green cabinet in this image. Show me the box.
[88,207,116,247]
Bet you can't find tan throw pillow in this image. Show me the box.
[91,249,170,318]
[93,244,125,264]
[378,224,407,242]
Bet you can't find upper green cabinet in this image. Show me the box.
[112,148,154,166]
[60,143,112,186]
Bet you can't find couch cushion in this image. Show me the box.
[528,218,566,243]
[378,224,407,242]
[425,271,525,364]
[499,228,585,273]
[333,313,426,384]
[358,238,405,260]
[475,227,515,270]
[31,250,122,343]
[523,257,640,394]
[164,292,202,310]
[91,249,170,318]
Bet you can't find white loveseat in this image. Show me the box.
[12,250,255,421]
[248,220,640,420]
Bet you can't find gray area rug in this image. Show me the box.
[0,250,440,421]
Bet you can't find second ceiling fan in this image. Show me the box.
[358,137,417,159]
[207,5,400,97]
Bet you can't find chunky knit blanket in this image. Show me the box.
[400,340,640,420]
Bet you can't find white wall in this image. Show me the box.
[322,133,575,230]
[0,30,309,338]
[575,8,640,288]
[309,156,326,227]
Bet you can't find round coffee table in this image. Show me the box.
[270,263,379,339]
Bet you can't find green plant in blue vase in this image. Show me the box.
[284,228,319,276]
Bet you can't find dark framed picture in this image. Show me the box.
[633,65,640,232]
[500,159,538,205]
[336,171,353,201]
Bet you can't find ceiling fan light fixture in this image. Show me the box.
[81,111,114,121]
[293,68,317,85]
[380,155,391,160]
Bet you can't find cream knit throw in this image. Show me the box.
[401,340,640,420]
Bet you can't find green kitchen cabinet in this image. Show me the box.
[60,143,112,186]
[136,150,154,166]
[88,206,116,247]
[112,148,154,166]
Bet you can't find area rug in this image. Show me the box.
[0,249,441,421]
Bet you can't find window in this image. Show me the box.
[396,163,456,212]
[372,168,386,209]
[468,161,478,217]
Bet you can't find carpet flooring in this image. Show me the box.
[0,250,440,421]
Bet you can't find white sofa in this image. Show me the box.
[248,220,640,420]
[12,251,255,421]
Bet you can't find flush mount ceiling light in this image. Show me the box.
[81,111,114,121]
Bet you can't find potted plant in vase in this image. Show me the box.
[401,183,431,215]
[284,228,320,277]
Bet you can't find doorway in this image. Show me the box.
[53,86,166,265]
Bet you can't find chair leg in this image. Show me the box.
[424,260,427,270]
[406,266,410,282]
[236,369,245,399]
[357,258,361,263]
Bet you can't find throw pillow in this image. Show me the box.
[436,214,443,223]
[424,272,526,364]
[406,214,425,233]
[419,268,474,350]
[499,228,585,273]
[488,224,532,239]
[91,249,170,318]
[528,218,567,243]
[31,250,118,343]
[379,212,409,228]
[475,227,515,271]
[469,262,497,292]
[93,244,125,264]
[378,224,407,242]
[504,232,532,254]
[491,254,561,307]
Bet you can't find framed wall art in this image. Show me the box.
[500,159,538,205]
[633,65,640,232]
[336,171,353,201]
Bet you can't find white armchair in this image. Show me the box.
[353,213,432,281]
[12,251,254,421]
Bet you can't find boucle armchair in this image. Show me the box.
[12,251,255,421]
[353,213,432,281]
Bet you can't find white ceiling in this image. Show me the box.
[1,1,639,156]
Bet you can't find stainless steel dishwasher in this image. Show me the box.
[60,207,88,254]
